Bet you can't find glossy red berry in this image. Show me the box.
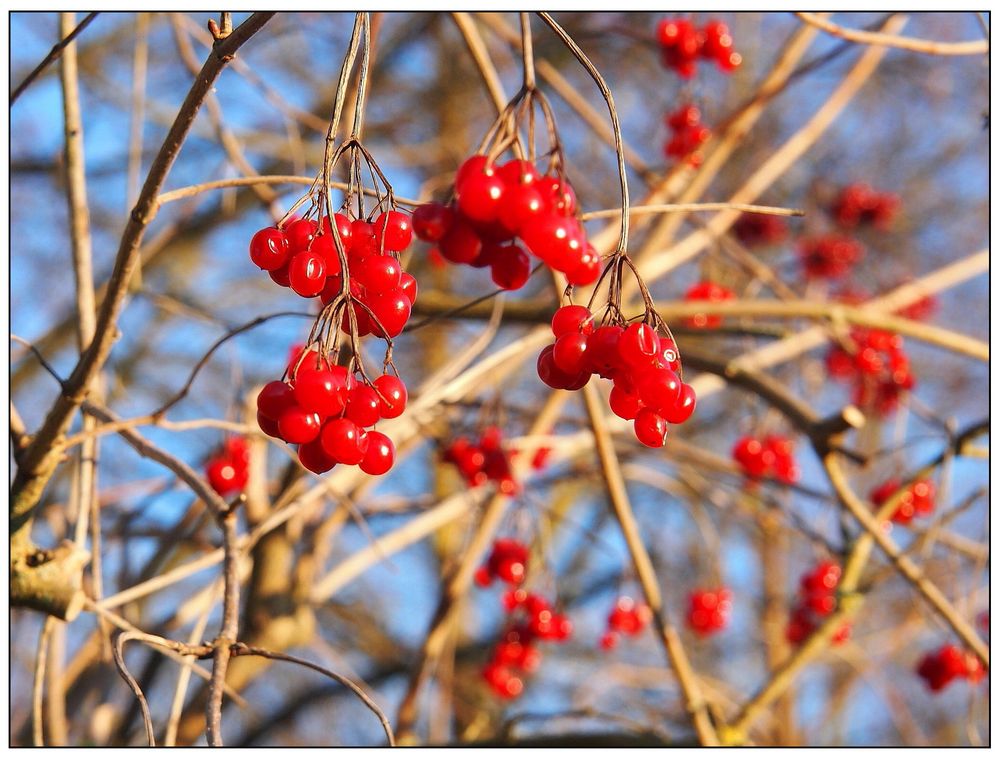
[293,368,348,417]
[285,218,318,253]
[551,305,594,338]
[368,290,411,338]
[298,438,338,474]
[457,172,506,223]
[249,227,290,271]
[490,243,532,290]
[634,407,668,447]
[373,374,407,419]
[357,254,402,294]
[320,418,367,465]
[277,406,322,444]
[288,252,327,297]
[360,431,395,475]
[374,210,413,251]
[257,380,296,420]
[346,385,382,427]
[412,202,454,242]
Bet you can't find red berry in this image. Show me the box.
[489,244,532,290]
[288,252,327,297]
[277,406,322,444]
[249,227,290,271]
[609,385,642,420]
[552,332,590,375]
[551,305,594,338]
[285,218,318,253]
[634,408,668,447]
[293,368,348,417]
[618,322,660,367]
[356,254,402,294]
[346,385,382,427]
[206,457,242,496]
[634,367,682,414]
[412,202,454,242]
[360,431,395,475]
[368,290,412,338]
[257,410,282,438]
[257,380,295,420]
[661,383,696,425]
[439,219,483,264]
[374,210,413,252]
[457,172,506,223]
[399,272,418,305]
[320,417,367,465]
[268,262,291,287]
[298,438,337,474]
[373,374,407,419]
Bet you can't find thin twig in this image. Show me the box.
[10,12,99,104]
[796,12,989,55]
[112,632,157,747]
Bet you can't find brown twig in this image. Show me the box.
[796,12,989,56]
[10,12,99,104]
[112,632,157,747]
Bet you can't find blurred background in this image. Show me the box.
[9,11,989,747]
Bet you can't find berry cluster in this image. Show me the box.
[256,347,403,476]
[443,426,520,497]
[656,18,741,78]
[916,644,985,693]
[825,327,914,416]
[831,183,900,231]
[412,155,600,289]
[798,235,865,280]
[686,587,733,637]
[732,434,800,484]
[683,280,735,329]
[733,212,788,247]
[474,539,572,698]
[870,477,935,525]
[204,437,250,497]
[664,104,711,167]
[249,212,418,338]
[786,561,851,646]
[475,538,530,587]
[537,305,697,448]
[482,593,573,699]
[600,596,653,650]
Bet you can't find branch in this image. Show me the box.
[10,12,274,552]
[10,12,99,104]
[796,12,989,56]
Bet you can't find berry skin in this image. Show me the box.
[285,218,318,253]
[374,210,413,251]
[618,323,660,367]
[412,202,454,242]
[249,227,290,271]
[257,381,296,420]
[346,385,382,428]
[399,272,418,305]
[257,411,282,438]
[439,219,483,264]
[455,154,495,188]
[634,367,682,414]
[634,407,668,448]
[277,406,322,444]
[206,457,243,497]
[552,333,590,375]
[288,252,327,297]
[356,255,401,294]
[268,262,292,288]
[662,383,697,424]
[320,418,367,465]
[551,305,594,338]
[293,369,348,417]
[490,243,532,290]
[368,290,412,338]
[498,184,545,235]
[298,438,338,474]
[360,431,395,475]
[609,385,642,420]
[373,374,407,419]
[457,172,506,223]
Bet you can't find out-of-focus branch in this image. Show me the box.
[10,12,99,104]
[796,12,989,55]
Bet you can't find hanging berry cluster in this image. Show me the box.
[683,280,735,329]
[413,83,603,290]
[733,211,788,247]
[870,477,935,525]
[664,104,711,166]
[656,18,742,78]
[204,437,250,497]
[600,596,653,650]
[475,539,572,699]
[686,587,733,637]
[831,182,900,231]
[916,644,985,693]
[251,128,418,476]
[798,235,864,280]
[732,434,800,484]
[786,561,851,646]
[825,327,914,417]
[442,426,520,497]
